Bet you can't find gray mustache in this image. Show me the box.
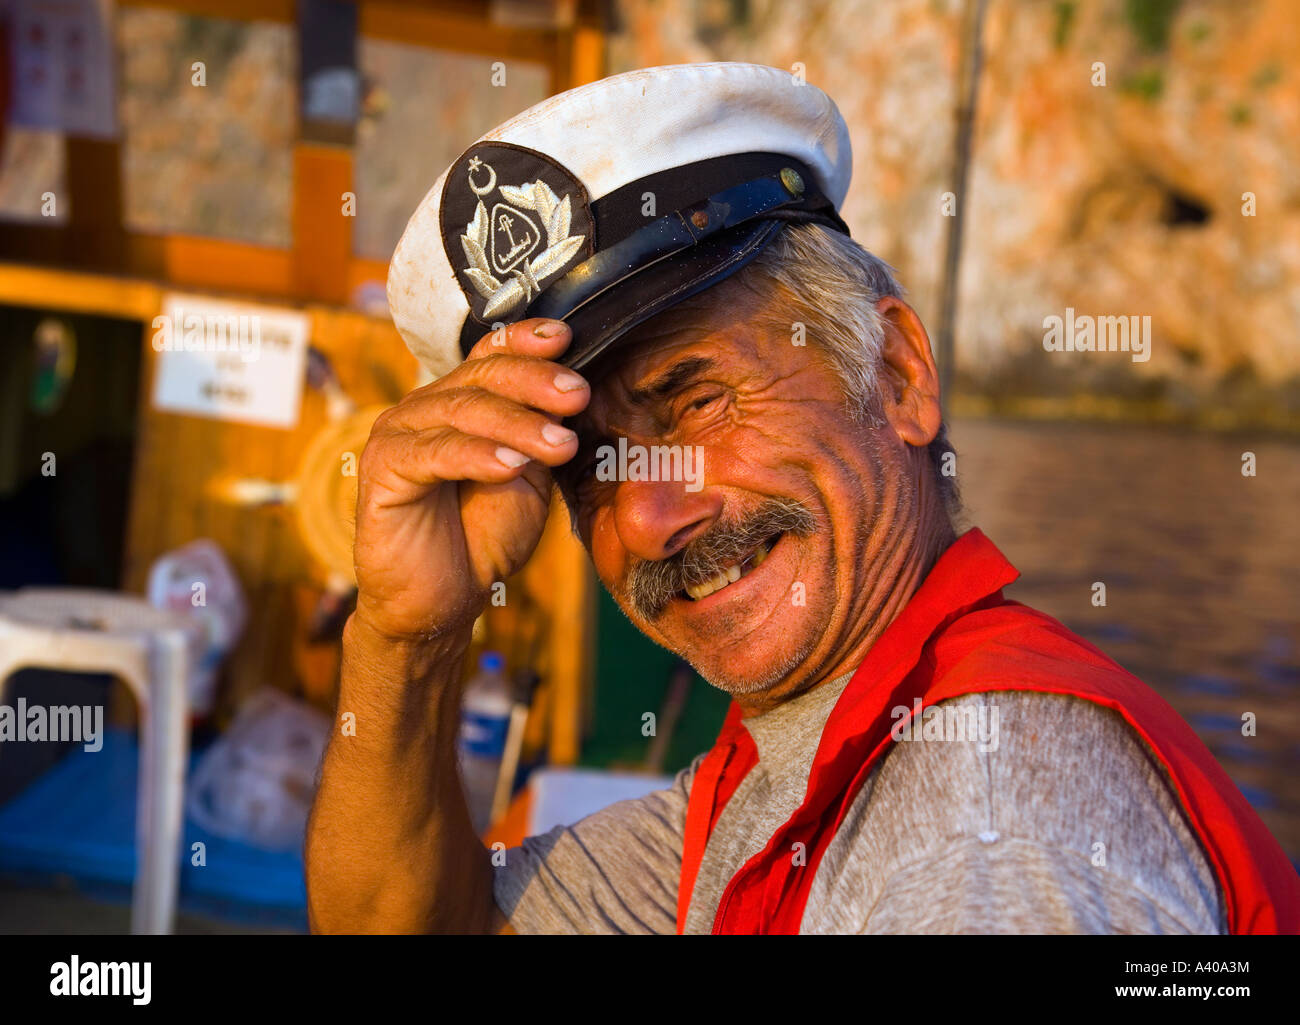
[626,498,816,619]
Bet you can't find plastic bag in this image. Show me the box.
[147,538,247,717]
[186,689,330,851]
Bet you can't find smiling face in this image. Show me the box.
[556,273,951,711]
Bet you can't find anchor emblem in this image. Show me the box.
[456,153,587,322]
[489,203,542,275]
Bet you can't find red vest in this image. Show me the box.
[676,528,1300,934]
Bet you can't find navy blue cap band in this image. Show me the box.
[456,152,848,359]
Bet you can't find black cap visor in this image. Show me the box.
[455,155,849,368]
[557,216,783,371]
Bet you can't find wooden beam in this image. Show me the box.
[118,0,295,23]
[0,262,160,320]
[125,233,297,298]
[0,224,76,266]
[4,231,377,307]
[360,1,557,60]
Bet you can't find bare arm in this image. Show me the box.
[305,615,511,934]
[304,318,587,934]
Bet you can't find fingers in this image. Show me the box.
[463,319,590,417]
[361,415,545,494]
[361,318,591,494]
[388,387,579,468]
[455,352,591,418]
[466,317,574,362]
[374,426,548,490]
[405,319,590,423]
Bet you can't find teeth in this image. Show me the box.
[684,537,777,601]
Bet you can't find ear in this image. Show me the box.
[874,296,942,448]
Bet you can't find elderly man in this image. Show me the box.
[305,63,1298,934]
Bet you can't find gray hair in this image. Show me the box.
[745,220,903,423]
[719,221,961,517]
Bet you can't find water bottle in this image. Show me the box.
[458,651,511,834]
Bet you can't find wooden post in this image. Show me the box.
[934,0,989,417]
[62,136,125,270]
[541,0,604,764]
[292,145,354,304]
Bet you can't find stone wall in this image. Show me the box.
[608,0,1300,426]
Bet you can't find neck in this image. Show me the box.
[735,476,957,717]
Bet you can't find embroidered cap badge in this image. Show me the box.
[440,142,595,327]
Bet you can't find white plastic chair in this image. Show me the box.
[0,588,200,934]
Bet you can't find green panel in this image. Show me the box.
[580,588,730,775]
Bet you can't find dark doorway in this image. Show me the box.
[0,305,142,802]
[0,304,141,589]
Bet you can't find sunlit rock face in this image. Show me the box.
[1,1,1291,422]
[609,0,1300,425]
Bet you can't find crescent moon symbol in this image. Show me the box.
[469,163,496,197]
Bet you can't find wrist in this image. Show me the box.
[337,611,473,751]
[342,609,473,691]
[347,601,475,655]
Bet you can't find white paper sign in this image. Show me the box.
[151,294,309,429]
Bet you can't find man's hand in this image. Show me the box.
[306,317,587,934]
[352,318,589,640]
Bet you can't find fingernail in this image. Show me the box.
[542,423,577,447]
[496,447,529,468]
[554,371,588,393]
[534,320,567,338]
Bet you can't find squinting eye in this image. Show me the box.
[690,393,723,411]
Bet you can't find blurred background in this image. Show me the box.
[0,0,1295,934]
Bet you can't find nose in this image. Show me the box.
[611,476,722,562]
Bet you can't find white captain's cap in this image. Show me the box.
[387,61,853,379]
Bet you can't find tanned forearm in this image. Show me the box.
[305,318,585,934]
[305,613,505,934]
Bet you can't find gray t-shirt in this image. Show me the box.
[494,680,1225,934]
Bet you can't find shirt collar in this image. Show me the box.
[742,669,855,791]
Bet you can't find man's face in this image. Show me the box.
[559,280,926,699]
